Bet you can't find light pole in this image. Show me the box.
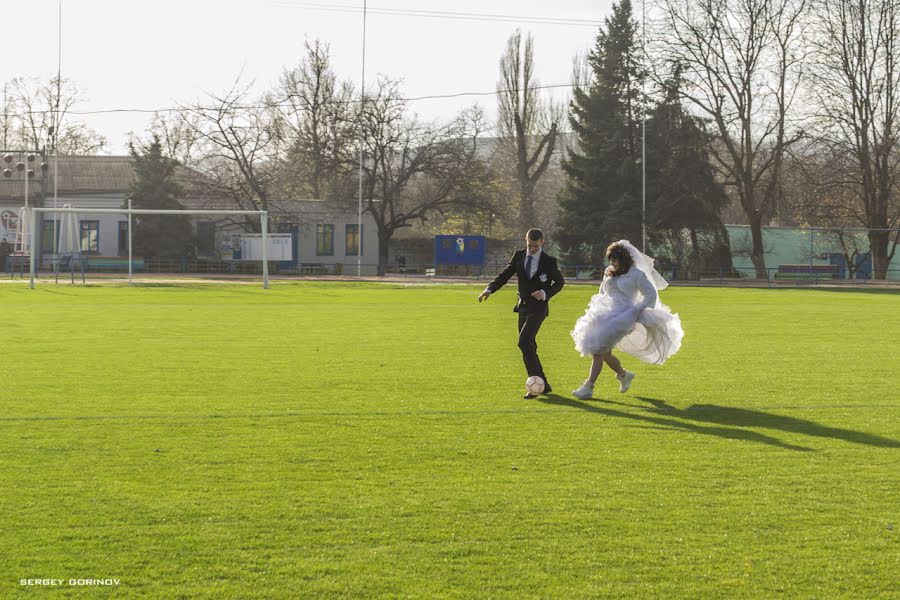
[641,0,647,253]
[357,0,367,277]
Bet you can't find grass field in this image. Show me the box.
[1,281,898,597]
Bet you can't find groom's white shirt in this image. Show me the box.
[483,248,546,300]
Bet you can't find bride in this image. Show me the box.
[571,240,683,399]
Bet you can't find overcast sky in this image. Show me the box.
[3,0,615,154]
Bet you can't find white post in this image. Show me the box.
[261,211,269,289]
[809,228,814,281]
[641,0,647,253]
[358,0,367,277]
[29,207,37,289]
[128,198,133,286]
[53,0,61,279]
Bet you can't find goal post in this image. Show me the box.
[28,207,270,289]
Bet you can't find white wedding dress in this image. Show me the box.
[571,260,683,365]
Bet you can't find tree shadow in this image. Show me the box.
[633,397,900,449]
[539,394,814,452]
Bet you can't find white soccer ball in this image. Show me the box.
[525,376,545,395]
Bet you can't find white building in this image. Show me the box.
[0,155,379,274]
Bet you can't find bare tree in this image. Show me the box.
[360,79,488,275]
[140,110,206,168]
[1,83,14,149]
[807,0,900,278]
[655,0,807,278]
[6,76,106,154]
[497,30,561,231]
[274,40,357,201]
[792,147,872,277]
[176,77,279,232]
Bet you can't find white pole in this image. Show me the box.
[128,198,133,286]
[261,211,269,289]
[29,208,37,288]
[357,0,367,277]
[53,0,61,278]
[641,0,647,252]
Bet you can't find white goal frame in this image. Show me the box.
[28,206,271,289]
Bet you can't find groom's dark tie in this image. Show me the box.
[524,254,533,279]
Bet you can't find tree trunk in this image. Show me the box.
[519,181,533,231]
[378,232,390,276]
[749,214,768,279]
[868,229,889,279]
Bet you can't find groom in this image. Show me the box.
[478,228,565,398]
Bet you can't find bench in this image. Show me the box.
[6,253,29,277]
[775,264,839,280]
[300,262,326,275]
[84,256,145,271]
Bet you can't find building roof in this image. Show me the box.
[0,155,210,202]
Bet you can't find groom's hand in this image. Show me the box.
[531,290,546,301]
[478,290,491,302]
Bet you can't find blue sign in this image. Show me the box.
[434,235,486,265]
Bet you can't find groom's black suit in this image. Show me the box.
[485,249,565,386]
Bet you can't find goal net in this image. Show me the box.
[26,206,273,289]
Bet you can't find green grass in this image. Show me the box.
[1,281,898,598]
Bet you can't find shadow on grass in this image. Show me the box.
[539,394,814,452]
[763,286,900,296]
[634,397,900,448]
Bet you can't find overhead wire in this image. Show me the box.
[1,83,577,118]
[269,2,602,27]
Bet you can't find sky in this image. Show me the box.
[2,0,614,154]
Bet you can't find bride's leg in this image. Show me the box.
[588,353,605,383]
[603,351,626,377]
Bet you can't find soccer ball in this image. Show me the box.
[525,376,545,395]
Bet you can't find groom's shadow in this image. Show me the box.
[540,393,900,451]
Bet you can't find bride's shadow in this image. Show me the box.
[539,393,900,451]
[635,397,900,448]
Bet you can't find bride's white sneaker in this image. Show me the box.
[572,380,594,399]
[617,370,635,393]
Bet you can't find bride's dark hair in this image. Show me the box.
[606,242,633,276]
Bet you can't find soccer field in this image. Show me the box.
[1,281,897,597]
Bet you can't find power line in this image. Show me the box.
[1,83,576,118]
[270,2,603,27]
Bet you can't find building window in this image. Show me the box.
[80,220,99,254]
[197,222,215,254]
[118,221,128,256]
[316,224,334,256]
[345,224,363,256]
[41,220,60,253]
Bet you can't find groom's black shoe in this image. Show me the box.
[543,384,553,394]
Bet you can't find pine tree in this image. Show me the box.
[643,70,734,275]
[557,0,643,263]
[128,137,193,261]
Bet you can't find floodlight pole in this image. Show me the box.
[53,0,62,279]
[357,0,367,277]
[641,0,647,253]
